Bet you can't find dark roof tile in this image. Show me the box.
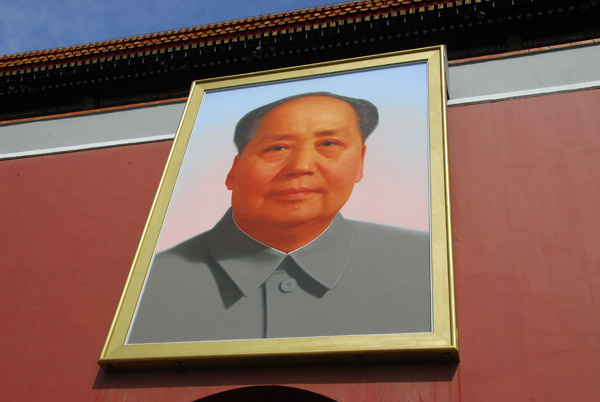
[1,0,456,69]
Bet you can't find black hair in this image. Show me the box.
[233,92,379,153]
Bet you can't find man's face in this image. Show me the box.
[226,95,367,230]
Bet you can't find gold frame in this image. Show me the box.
[99,45,457,370]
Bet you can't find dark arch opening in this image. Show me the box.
[195,385,338,402]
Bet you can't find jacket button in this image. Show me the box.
[279,277,297,293]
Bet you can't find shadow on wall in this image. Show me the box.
[92,362,458,391]
[196,385,338,402]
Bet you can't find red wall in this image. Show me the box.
[1,89,599,401]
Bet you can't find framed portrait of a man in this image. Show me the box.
[99,45,457,370]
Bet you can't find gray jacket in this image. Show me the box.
[128,209,431,344]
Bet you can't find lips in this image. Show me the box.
[269,187,320,200]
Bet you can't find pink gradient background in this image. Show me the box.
[155,63,430,251]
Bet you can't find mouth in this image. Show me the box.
[269,188,320,200]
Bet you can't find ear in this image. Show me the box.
[225,155,240,190]
[355,145,367,183]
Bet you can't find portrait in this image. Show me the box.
[99,46,457,370]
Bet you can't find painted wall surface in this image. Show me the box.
[1,89,599,401]
[4,43,599,161]
[448,43,600,101]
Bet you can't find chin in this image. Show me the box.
[263,210,335,228]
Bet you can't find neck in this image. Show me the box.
[233,214,334,253]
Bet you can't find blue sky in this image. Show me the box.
[0,0,346,56]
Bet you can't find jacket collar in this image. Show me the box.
[207,209,354,297]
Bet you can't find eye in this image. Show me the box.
[319,140,342,147]
[264,145,288,152]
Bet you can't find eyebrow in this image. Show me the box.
[255,134,296,142]
[315,130,348,137]
[258,129,350,141]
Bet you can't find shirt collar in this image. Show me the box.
[207,209,354,297]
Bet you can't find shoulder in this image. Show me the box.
[155,208,242,263]
[347,219,429,243]
[155,230,212,262]
[344,219,429,263]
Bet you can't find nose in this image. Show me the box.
[284,145,316,177]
